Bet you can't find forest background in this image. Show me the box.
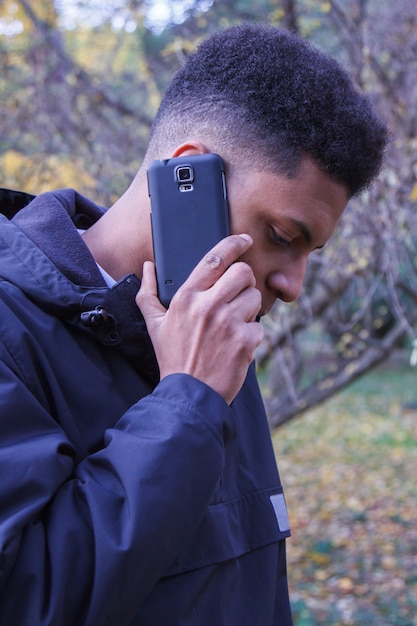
[1,1,416,624]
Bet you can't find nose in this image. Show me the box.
[267,256,308,303]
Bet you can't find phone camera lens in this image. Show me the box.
[176,166,194,183]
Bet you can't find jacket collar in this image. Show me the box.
[2,188,159,386]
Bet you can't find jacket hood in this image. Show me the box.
[0,188,159,384]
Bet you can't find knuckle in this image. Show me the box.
[233,323,257,354]
[172,284,192,306]
[232,261,255,281]
[207,234,251,265]
[135,291,146,309]
[178,288,216,323]
[194,298,215,322]
[203,251,226,271]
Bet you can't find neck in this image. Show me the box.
[82,176,152,282]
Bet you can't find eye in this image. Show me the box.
[270,227,291,248]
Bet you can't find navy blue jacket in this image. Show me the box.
[0,189,293,625]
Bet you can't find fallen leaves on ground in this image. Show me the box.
[271,359,417,626]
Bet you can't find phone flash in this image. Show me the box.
[179,184,194,192]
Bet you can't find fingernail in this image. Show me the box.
[239,233,252,243]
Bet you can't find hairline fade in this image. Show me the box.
[146,23,388,196]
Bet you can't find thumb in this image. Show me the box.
[136,261,166,326]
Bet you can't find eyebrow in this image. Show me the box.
[289,218,325,250]
[289,218,312,244]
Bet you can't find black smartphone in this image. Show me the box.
[147,153,230,307]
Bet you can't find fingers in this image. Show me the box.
[139,261,158,297]
[135,236,263,404]
[184,234,254,292]
[226,284,262,323]
[136,261,166,329]
[137,234,254,317]
[209,260,256,303]
[242,318,265,351]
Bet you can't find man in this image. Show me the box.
[0,23,387,625]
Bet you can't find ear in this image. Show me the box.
[171,141,210,158]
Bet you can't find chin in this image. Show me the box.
[259,302,273,317]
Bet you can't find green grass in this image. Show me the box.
[270,354,417,626]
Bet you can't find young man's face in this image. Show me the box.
[227,157,348,317]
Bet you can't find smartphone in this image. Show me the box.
[147,153,230,307]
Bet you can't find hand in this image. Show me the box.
[136,234,264,405]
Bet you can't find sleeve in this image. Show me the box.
[0,340,233,625]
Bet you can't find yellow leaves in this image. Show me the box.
[310,551,330,566]
[0,0,24,37]
[410,182,417,201]
[343,360,360,377]
[268,8,285,25]
[313,568,328,581]
[336,577,355,593]
[161,36,196,60]
[380,554,397,571]
[218,17,231,29]
[1,150,95,193]
[318,376,335,390]
[0,0,58,36]
[2,150,22,176]
[345,255,370,274]
[335,332,363,363]
[273,363,417,623]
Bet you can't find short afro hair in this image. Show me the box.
[147,23,388,196]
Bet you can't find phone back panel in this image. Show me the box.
[148,154,230,307]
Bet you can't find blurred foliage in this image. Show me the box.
[256,0,417,426]
[271,357,417,624]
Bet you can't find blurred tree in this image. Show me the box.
[258,0,417,426]
[1,0,157,204]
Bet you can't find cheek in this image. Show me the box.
[229,216,274,284]
[238,245,270,288]
[228,210,255,240]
